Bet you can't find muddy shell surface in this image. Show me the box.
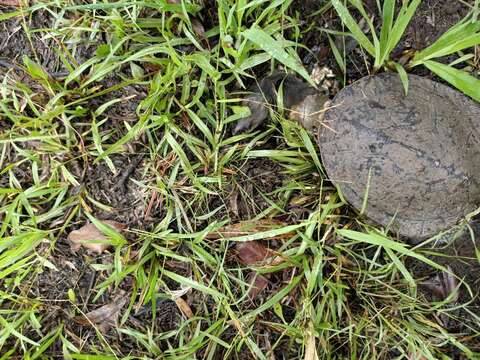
[319,73,480,241]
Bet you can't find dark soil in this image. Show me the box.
[0,8,100,74]
[83,153,154,228]
[223,158,287,221]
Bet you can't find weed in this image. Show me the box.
[0,0,479,358]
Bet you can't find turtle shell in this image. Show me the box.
[319,72,480,241]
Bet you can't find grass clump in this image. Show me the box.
[331,0,480,99]
[0,0,479,359]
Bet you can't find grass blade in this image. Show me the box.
[331,0,375,56]
[243,26,314,86]
[378,0,395,66]
[337,229,447,271]
[328,35,346,75]
[423,60,480,102]
[412,19,480,64]
[393,62,409,95]
[386,0,422,55]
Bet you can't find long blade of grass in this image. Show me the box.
[415,33,480,64]
[377,0,395,67]
[412,19,480,64]
[386,0,422,55]
[243,26,314,86]
[422,60,480,102]
[328,35,346,75]
[385,248,415,288]
[331,0,375,56]
[337,229,447,271]
[393,62,409,95]
[161,269,224,300]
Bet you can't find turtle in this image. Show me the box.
[234,72,480,242]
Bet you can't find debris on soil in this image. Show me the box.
[84,154,153,228]
[113,154,145,193]
[236,241,270,265]
[68,220,126,253]
[73,290,128,333]
[408,222,480,331]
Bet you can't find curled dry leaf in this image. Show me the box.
[73,291,127,333]
[68,220,126,254]
[236,241,270,265]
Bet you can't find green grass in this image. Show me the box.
[330,0,480,99]
[0,0,479,359]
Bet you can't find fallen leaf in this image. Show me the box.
[236,241,270,265]
[74,291,127,333]
[246,271,269,300]
[175,297,193,319]
[206,219,295,240]
[0,0,22,6]
[191,18,206,40]
[68,220,126,253]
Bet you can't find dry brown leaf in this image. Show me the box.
[175,297,193,319]
[246,271,269,300]
[236,241,270,265]
[191,18,206,39]
[68,220,126,254]
[0,0,22,6]
[74,291,127,333]
[227,317,246,338]
[206,219,294,240]
[305,331,319,360]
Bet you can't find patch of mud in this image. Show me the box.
[21,243,114,353]
[0,9,59,71]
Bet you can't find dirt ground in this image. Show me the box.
[1,0,479,358]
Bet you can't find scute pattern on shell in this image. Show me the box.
[319,73,480,241]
